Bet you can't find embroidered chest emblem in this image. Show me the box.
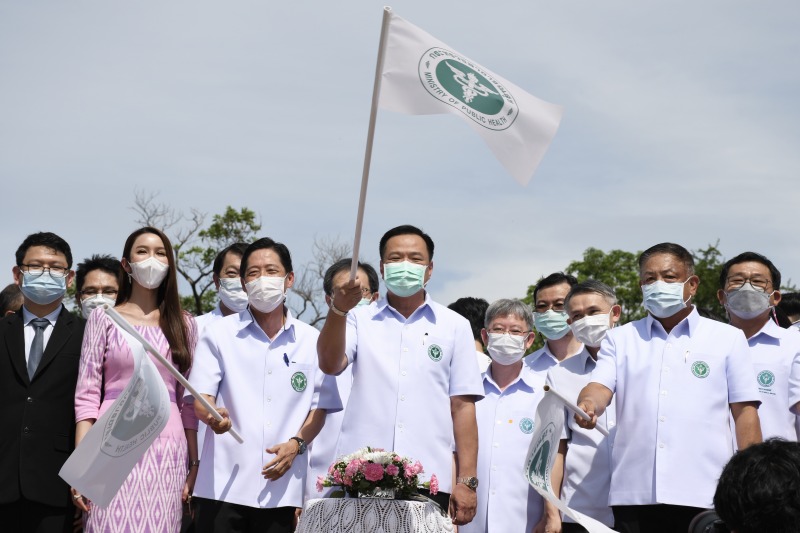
[519,417,534,434]
[757,370,775,388]
[691,361,710,379]
[428,344,443,362]
[291,371,307,392]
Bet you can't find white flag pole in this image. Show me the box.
[544,385,610,437]
[349,6,393,280]
[103,306,244,444]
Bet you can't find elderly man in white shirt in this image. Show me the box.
[576,242,762,533]
[525,273,583,376]
[717,251,800,441]
[459,299,546,533]
[318,224,484,527]
[188,237,341,533]
[545,280,621,532]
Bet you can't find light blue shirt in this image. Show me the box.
[337,293,484,494]
[748,319,800,440]
[591,308,759,508]
[460,363,544,533]
[188,310,341,508]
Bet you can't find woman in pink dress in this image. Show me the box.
[73,227,199,532]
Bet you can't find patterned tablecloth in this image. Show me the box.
[296,497,455,533]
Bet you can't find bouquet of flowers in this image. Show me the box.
[317,447,438,499]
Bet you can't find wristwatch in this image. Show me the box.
[457,476,479,490]
[290,436,307,455]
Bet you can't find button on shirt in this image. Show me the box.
[546,348,615,527]
[22,306,61,364]
[591,308,759,508]
[187,310,342,509]
[460,364,545,533]
[337,294,484,494]
[746,319,800,441]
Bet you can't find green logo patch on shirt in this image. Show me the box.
[291,371,307,392]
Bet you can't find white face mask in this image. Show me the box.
[129,256,169,290]
[81,294,117,319]
[486,333,527,366]
[570,312,613,348]
[218,277,248,313]
[245,275,287,314]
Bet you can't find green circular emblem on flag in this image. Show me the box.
[428,344,443,362]
[526,421,555,490]
[757,370,775,387]
[291,372,307,392]
[418,47,518,131]
[691,361,710,379]
[519,417,534,434]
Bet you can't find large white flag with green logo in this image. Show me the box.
[524,391,616,533]
[379,9,563,186]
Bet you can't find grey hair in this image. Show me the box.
[565,280,617,312]
[484,298,534,331]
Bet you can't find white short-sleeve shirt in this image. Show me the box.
[336,294,484,494]
[745,319,800,441]
[524,342,583,378]
[187,310,342,509]
[546,348,615,526]
[591,308,759,508]
[460,364,545,533]
[194,304,224,334]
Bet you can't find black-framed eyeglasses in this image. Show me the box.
[19,264,69,279]
[534,302,565,313]
[725,276,772,291]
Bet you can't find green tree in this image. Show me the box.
[523,242,731,327]
[132,191,261,316]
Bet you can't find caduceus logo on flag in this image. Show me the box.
[524,391,616,533]
[379,8,563,185]
[60,325,170,508]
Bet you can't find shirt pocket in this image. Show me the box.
[421,334,454,366]
[286,363,314,396]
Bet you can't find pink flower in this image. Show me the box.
[364,463,384,482]
[343,475,353,487]
[385,464,399,476]
[429,474,439,496]
[412,461,424,475]
[316,476,325,493]
[345,459,361,479]
[332,470,343,484]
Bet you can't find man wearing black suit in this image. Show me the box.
[0,232,85,533]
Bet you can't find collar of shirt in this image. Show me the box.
[373,292,434,323]
[242,307,297,344]
[576,346,596,372]
[748,316,784,343]
[644,306,699,339]
[209,304,224,318]
[22,304,61,327]
[483,363,538,394]
[528,341,583,366]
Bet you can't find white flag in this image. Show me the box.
[59,326,170,508]
[524,391,616,533]
[378,9,563,186]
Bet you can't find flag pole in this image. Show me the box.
[349,6,393,280]
[543,385,610,437]
[103,306,244,444]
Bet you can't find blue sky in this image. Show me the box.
[1,1,798,316]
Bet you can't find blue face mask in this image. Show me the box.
[534,309,570,340]
[20,271,67,305]
[383,261,427,298]
[642,280,690,318]
[356,298,372,307]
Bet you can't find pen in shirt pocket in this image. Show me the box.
[283,353,290,366]
[684,350,690,364]
[423,333,428,346]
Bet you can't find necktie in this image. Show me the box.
[27,318,49,380]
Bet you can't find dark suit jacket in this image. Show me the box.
[0,306,85,508]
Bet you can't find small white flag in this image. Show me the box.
[524,391,616,533]
[59,326,170,508]
[379,9,563,186]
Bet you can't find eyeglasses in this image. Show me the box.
[19,264,69,279]
[488,327,531,336]
[534,302,565,313]
[80,289,119,297]
[725,276,772,291]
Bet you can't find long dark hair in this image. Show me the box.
[117,227,191,373]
